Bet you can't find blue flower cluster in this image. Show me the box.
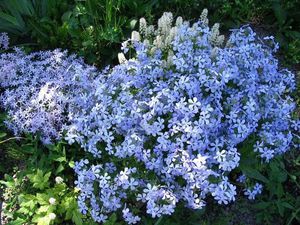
[244,183,263,200]
[0,47,98,143]
[0,33,9,50]
[68,15,297,222]
[236,174,263,200]
[0,10,298,224]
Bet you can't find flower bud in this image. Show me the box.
[55,176,63,184]
[118,53,127,64]
[131,31,140,42]
[49,213,56,220]
[139,18,147,35]
[49,197,56,205]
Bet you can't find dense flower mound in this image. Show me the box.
[0,48,98,143]
[0,10,298,224]
[69,12,298,223]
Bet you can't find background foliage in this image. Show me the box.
[0,0,299,224]
[0,0,299,66]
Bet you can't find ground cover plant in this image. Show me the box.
[0,2,299,225]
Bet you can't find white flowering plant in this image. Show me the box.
[0,9,299,224]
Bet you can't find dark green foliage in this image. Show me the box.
[251,153,300,225]
[0,0,299,66]
[270,0,300,64]
[0,112,26,177]
[0,0,71,45]
[0,0,155,66]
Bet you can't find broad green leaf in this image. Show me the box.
[6,218,26,225]
[0,132,7,138]
[104,213,117,225]
[36,193,49,205]
[28,170,51,190]
[37,216,51,225]
[72,211,83,225]
[254,201,271,209]
[281,202,294,210]
[276,201,285,217]
[272,1,287,25]
[243,168,269,183]
[0,12,21,26]
[37,205,50,213]
[55,163,65,174]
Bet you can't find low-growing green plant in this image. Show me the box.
[0,113,26,177]
[0,134,96,225]
[252,151,300,225]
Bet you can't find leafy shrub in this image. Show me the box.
[0,136,96,225]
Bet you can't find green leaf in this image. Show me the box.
[254,201,271,209]
[0,132,7,138]
[281,202,294,210]
[36,215,51,225]
[104,213,117,225]
[37,205,50,213]
[272,1,287,25]
[53,156,66,162]
[28,20,49,38]
[20,145,35,154]
[6,218,26,225]
[28,170,51,190]
[243,168,269,183]
[269,162,287,182]
[154,216,164,225]
[62,11,73,21]
[276,201,285,217]
[3,0,34,16]
[286,31,300,39]
[20,199,36,210]
[36,193,50,205]
[0,12,21,26]
[55,163,65,174]
[72,211,83,225]
[0,179,14,188]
